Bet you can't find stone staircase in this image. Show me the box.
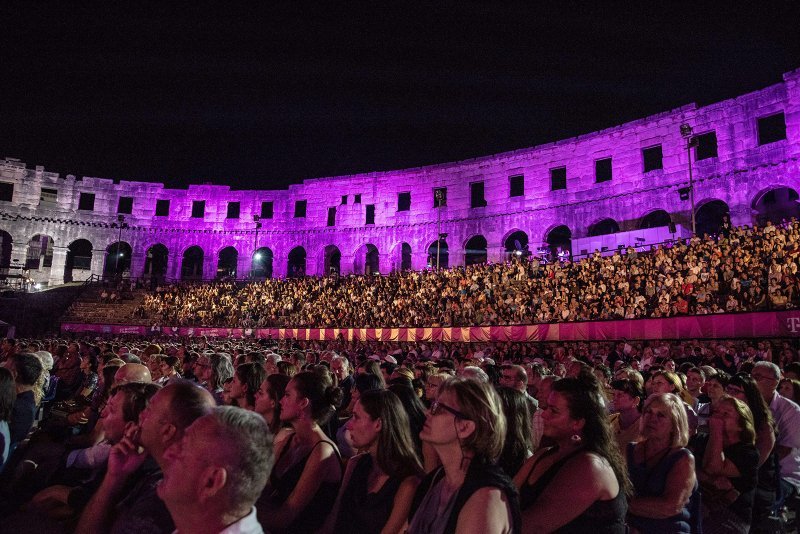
[61,286,146,325]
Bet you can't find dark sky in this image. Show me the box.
[2,3,799,190]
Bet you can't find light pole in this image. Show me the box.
[435,189,444,270]
[252,215,262,278]
[115,214,127,276]
[680,124,699,236]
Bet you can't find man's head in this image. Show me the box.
[159,406,274,524]
[499,364,527,392]
[113,363,152,387]
[752,361,781,401]
[685,367,705,397]
[331,356,350,382]
[5,353,43,391]
[102,382,161,444]
[137,380,216,463]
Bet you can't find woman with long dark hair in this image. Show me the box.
[0,367,15,470]
[496,386,533,478]
[258,369,343,533]
[514,368,629,533]
[325,389,423,534]
[255,373,292,450]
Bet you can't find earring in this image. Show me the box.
[570,433,582,444]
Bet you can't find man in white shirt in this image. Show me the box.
[158,406,274,534]
[753,361,800,507]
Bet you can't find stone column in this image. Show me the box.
[378,253,390,274]
[48,245,68,286]
[487,245,506,264]
[237,252,252,279]
[129,251,146,280]
[729,205,755,228]
[202,254,217,280]
[90,250,105,281]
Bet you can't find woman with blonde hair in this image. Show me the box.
[407,377,520,534]
[627,393,700,533]
[648,370,698,435]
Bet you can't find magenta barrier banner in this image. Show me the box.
[60,311,800,341]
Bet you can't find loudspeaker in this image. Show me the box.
[668,222,677,234]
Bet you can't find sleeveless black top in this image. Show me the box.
[333,454,403,534]
[266,434,342,534]
[409,457,521,534]
[519,447,627,534]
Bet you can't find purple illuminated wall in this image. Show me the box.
[1,68,799,286]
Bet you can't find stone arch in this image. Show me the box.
[322,244,341,276]
[390,242,412,272]
[503,230,529,259]
[427,238,449,270]
[639,209,672,230]
[25,234,55,270]
[288,246,307,278]
[143,243,169,279]
[103,241,132,278]
[65,238,93,283]
[696,199,730,236]
[544,225,572,259]
[181,245,205,280]
[464,234,488,266]
[751,185,800,226]
[252,246,273,279]
[353,243,379,275]
[587,218,620,237]
[216,246,238,279]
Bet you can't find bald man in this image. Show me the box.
[113,363,151,386]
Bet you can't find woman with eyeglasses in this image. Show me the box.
[406,377,519,534]
[514,368,629,533]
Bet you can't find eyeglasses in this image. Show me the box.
[430,400,473,420]
[752,373,778,383]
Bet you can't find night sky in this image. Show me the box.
[2,3,799,190]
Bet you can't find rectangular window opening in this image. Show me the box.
[191,200,205,218]
[398,192,411,212]
[550,167,567,191]
[509,175,524,197]
[757,112,786,146]
[78,192,95,211]
[226,201,241,219]
[694,132,718,160]
[433,187,447,208]
[117,196,133,214]
[642,145,663,172]
[294,200,307,218]
[261,201,274,219]
[40,187,58,203]
[366,204,375,225]
[470,181,486,208]
[327,207,336,227]
[595,158,612,183]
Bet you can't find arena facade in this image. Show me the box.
[2,68,799,287]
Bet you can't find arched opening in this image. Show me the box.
[0,230,12,279]
[64,239,93,283]
[25,234,54,270]
[696,200,730,236]
[217,246,238,279]
[144,244,169,279]
[545,225,572,260]
[588,218,620,237]
[504,230,529,260]
[324,245,341,276]
[639,210,672,229]
[103,241,132,278]
[251,247,273,279]
[288,247,306,278]
[752,187,800,226]
[400,243,412,271]
[427,239,449,270]
[353,244,379,275]
[181,246,205,280]
[464,235,488,266]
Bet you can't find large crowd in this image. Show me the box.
[1,334,800,532]
[125,218,800,329]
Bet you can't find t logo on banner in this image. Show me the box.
[787,317,800,333]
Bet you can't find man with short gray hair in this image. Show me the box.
[158,406,274,534]
[752,361,800,508]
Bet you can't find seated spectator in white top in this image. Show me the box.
[753,361,800,502]
[159,406,274,534]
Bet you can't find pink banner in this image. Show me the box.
[60,311,800,341]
